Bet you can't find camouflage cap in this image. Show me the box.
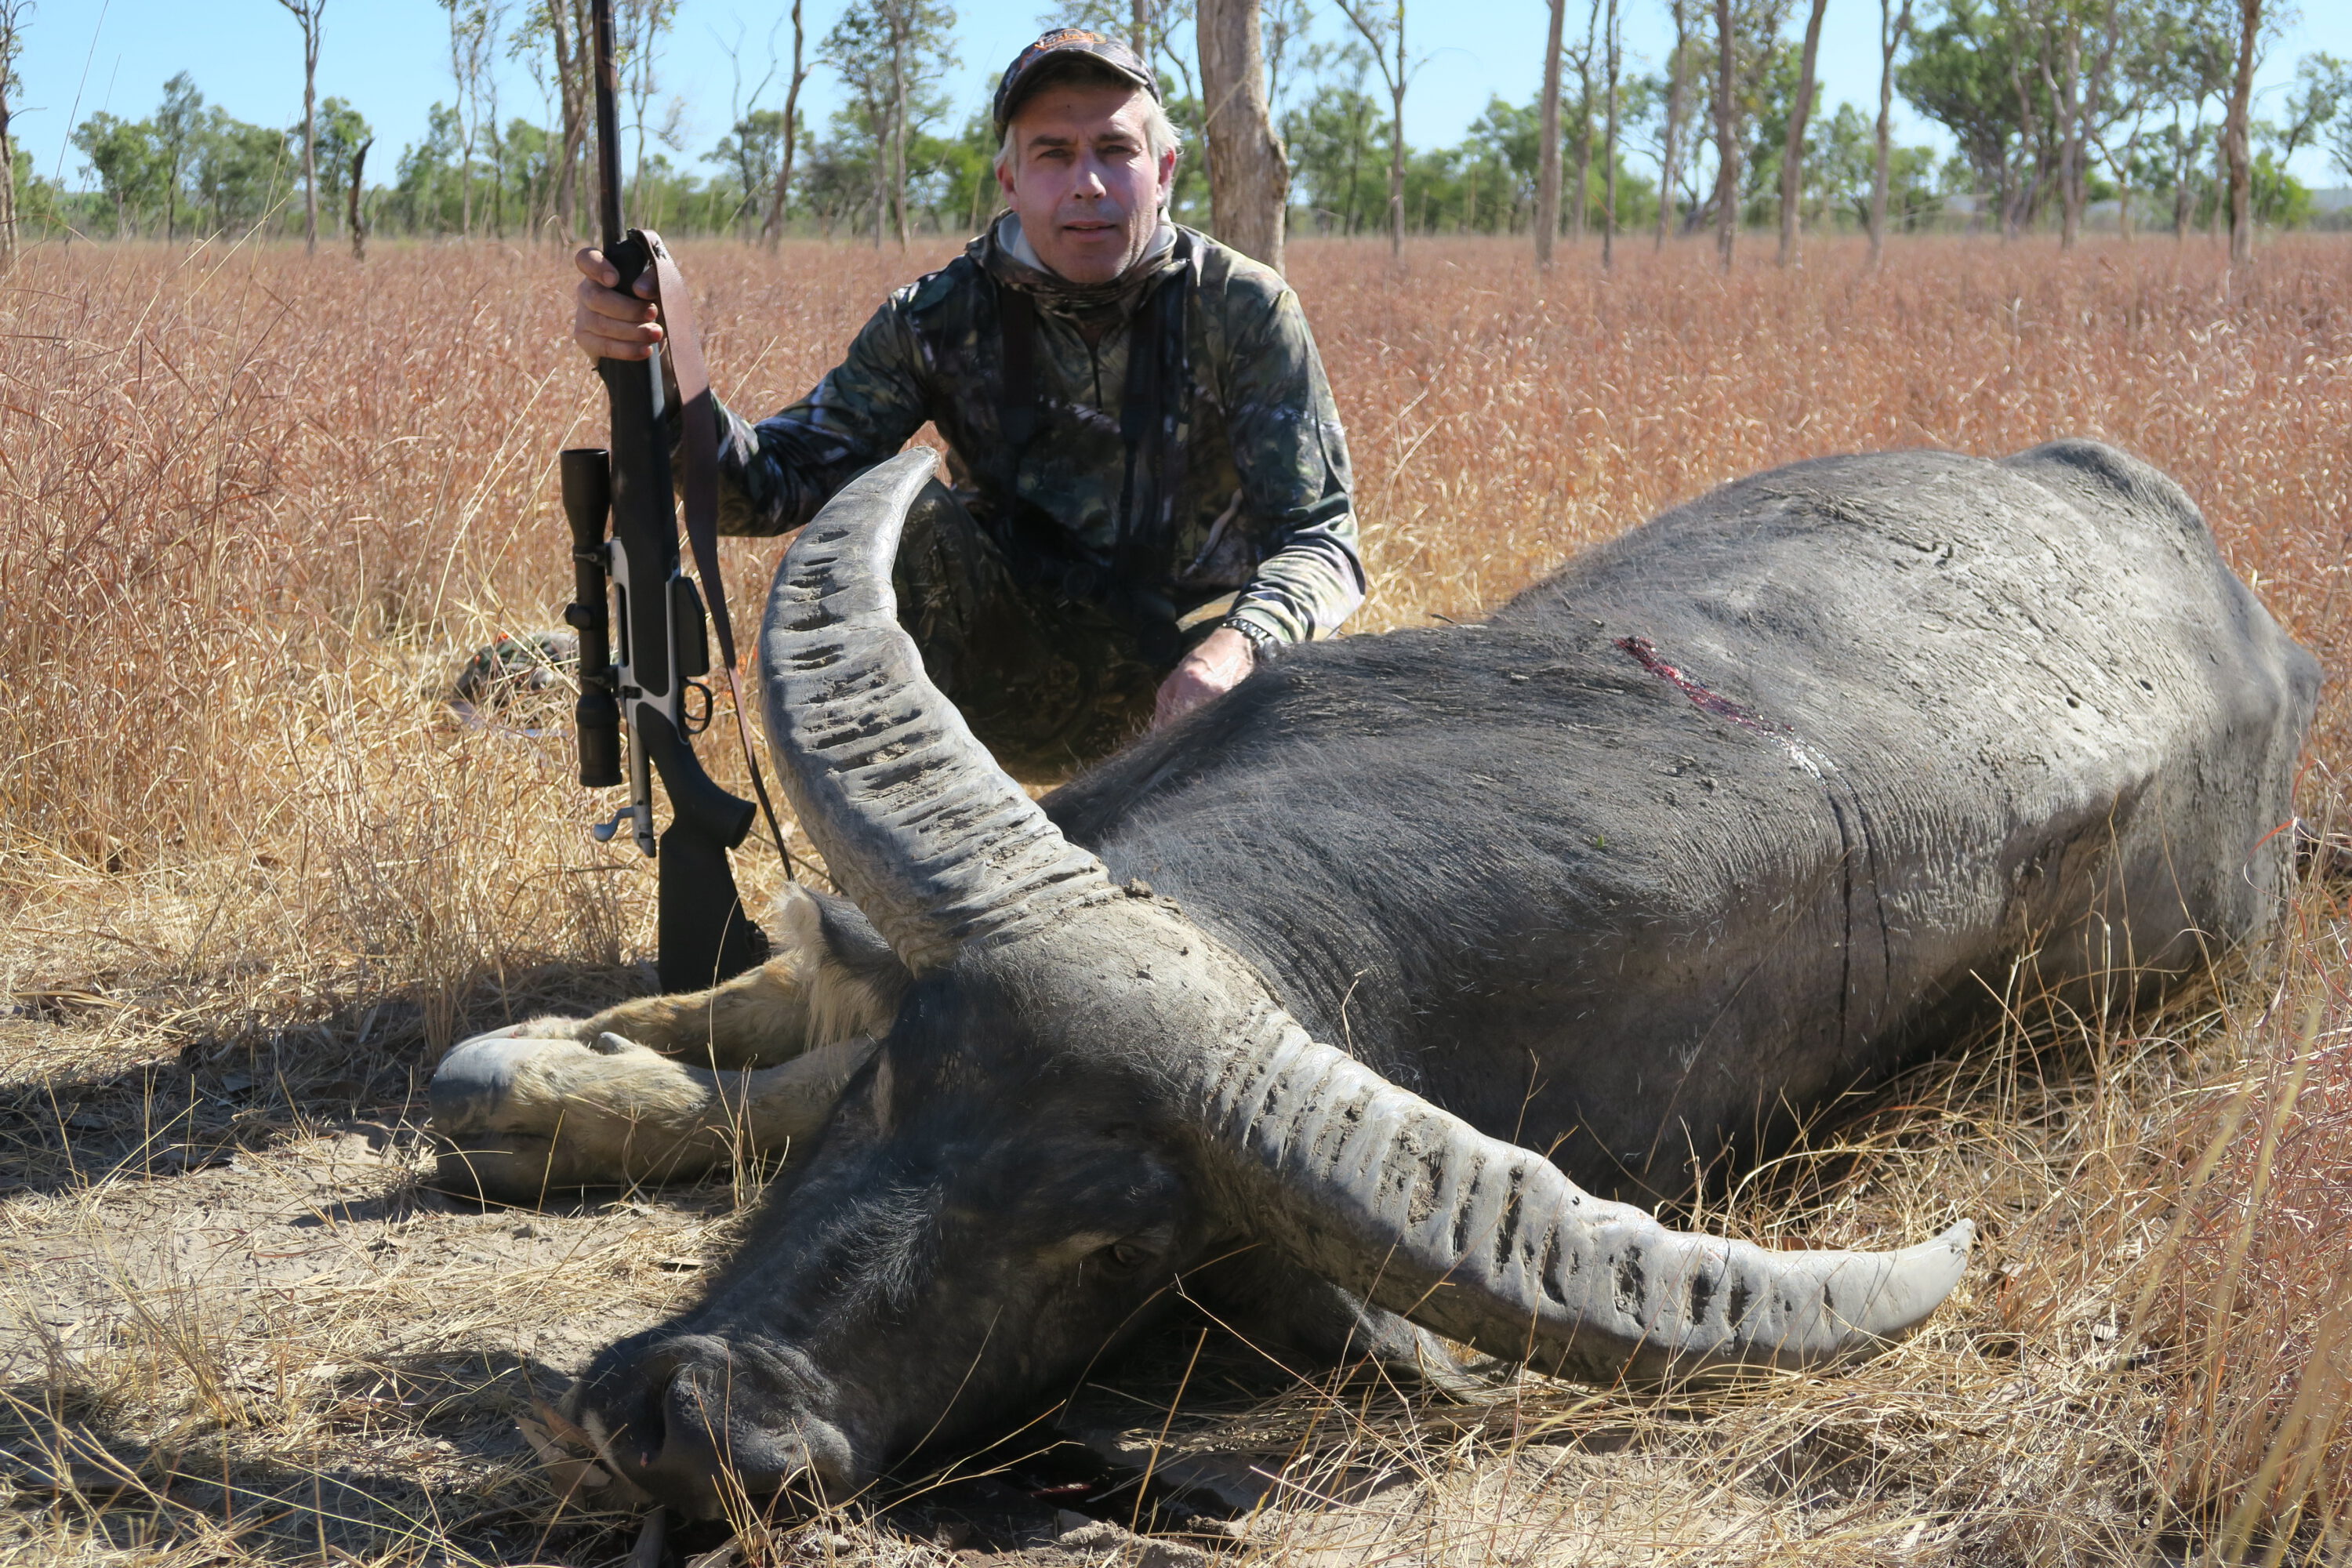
[992,27,1160,138]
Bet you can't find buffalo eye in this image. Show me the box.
[1097,1240,1152,1273]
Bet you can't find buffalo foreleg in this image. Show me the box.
[428,1032,874,1203]
[426,886,905,1203]
[511,885,906,1068]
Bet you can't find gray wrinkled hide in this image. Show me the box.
[1051,440,2318,1200]
[566,440,2315,1512]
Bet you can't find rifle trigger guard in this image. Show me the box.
[681,680,714,735]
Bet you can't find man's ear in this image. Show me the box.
[996,153,1019,204]
[1156,145,1177,210]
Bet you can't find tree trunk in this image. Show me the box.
[1132,0,1150,54]
[450,5,474,238]
[870,92,887,249]
[1657,0,1689,250]
[1387,13,1405,258]
[1570,0,1595,241]
[890,9,909,249]
[1713,0,1736,269]
[1199,0,1290,270]
[1536,0,1566,268]
[1869,0,1911,265]
[2113,132,2136,242]
[349,139,371,261]
[1777,0,1827,265]
[301,16,321,254]
[0,76,15,272]
[2042,20,2082,247]
[761,0,807,246]
[2003,46,2038,239]
[1336,0,1408,257]
[2173,140,2191,241]
[2210,131,2226,238]
[1601,0,1619,269]
[2224,0,2258,265]
[550,0,590,240]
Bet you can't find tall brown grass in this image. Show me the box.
[2,231,2348,1560]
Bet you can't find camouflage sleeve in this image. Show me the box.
[1218,288,1366,647]
[673,293,934,537]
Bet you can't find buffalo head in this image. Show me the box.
[564,452,1974,1516]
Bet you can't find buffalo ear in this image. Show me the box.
[1181,1249,1504,1401]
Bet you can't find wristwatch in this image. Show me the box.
[1225,617,1283,666]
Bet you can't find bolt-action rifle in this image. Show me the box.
[561,0,786,994]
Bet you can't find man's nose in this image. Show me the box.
[1071,156,1109,198]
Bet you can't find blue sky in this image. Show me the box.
[20,0,2351,197]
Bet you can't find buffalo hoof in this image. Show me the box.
[427,1027,728,1204]
[427,1026,874,1207]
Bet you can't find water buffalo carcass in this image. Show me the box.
[441,439,2315,1517]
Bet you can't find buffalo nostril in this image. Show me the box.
[582,1342,855,1516]
[627,1352,688,1471]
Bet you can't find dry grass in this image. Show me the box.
[1,230,2349,1566]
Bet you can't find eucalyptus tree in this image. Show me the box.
[1776,0,1826,263]
[1199,0,1288,270]
[274,0,326,252]
[822,0,956,249]
[1869,0,1913,262]
[0,0,27,270]
[1653,0,1695,248]
[1537,0,1565,265]
[762,0,811,246]
[1334,0,1417,257]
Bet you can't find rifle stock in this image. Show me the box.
[571,0,765,995]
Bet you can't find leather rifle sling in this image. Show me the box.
[638,229,795,882]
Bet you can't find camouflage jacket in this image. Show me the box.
[688,219,1364,648]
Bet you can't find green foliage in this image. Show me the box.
[2249,150,2311,228]
[60,0,2333,250]
[189,107,292,232]
[707,107,797,233]
[1890,0,2317,235]
[307,97,373,207]
[1283,46,1384,234]
[1808,100,1942,230]
[9,147,71,235]
[819,0,959,244]
[66,74,304,239]
[1898,0,2037,205]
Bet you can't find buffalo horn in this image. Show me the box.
[761,451,1973,1373]
[1200,1006,1975,1377]
[758,450,1113,973]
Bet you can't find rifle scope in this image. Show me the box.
[560,446,623,790]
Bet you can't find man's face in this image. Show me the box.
[996,81,1176,285]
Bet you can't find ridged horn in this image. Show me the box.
[1203,1006,1974,1377]
[758,450,1114,973]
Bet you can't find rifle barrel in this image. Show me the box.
[591,0,624,252]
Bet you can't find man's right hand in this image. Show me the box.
[573,245,664,361]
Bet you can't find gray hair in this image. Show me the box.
[991,93,1181,183]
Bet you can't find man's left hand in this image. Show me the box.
[1154,626,1258,728]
